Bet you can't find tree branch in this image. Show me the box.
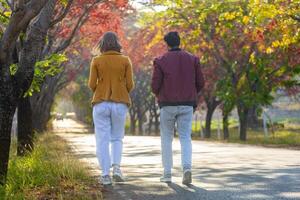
[0,0,49,63]
[53,11,87,53]
[49,0,74,27]
[238,41,257,77]
[13,0,56,94]
[42,33,54,56]
[5,0,13,11]
[53,0,102,53]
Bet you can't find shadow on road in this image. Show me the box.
[167,182,207,199]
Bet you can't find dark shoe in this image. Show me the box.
[182,169,192,185]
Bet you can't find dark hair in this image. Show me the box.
[98,31,122,53]
[164,31,180,47]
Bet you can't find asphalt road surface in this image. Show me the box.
[55,119,300,200]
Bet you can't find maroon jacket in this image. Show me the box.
[151,48,205,108]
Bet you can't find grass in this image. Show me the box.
[0,133,103,200]
[274,117,300,126]
[192,118,239,133]
[192,127,300,147]
[191,117,300,147]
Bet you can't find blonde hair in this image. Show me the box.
[98,31,122,53]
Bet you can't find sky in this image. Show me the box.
[130,0,151,9]
[130,0,166,12]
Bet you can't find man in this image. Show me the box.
[151,31,205,185]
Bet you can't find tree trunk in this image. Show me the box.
[129,105,137,135]
[238,105,249,141]
[136,104,144,135]
[130,118,136,134]
[17,96,34,156]
[31,94,55,132]
[247,106,261,129]
[205,106,214,138]
[31,73,62,132]
[149,97,160,136]
[148,116,153,135]
[16,0,57,153]
[138,117,143,135]
[154,111,160,136]
[223,111,229,140]
[0,61,18,185]
[0,96,16,185]
[153,98,160,136]
[18,0,57,134]
[204,98,220,138]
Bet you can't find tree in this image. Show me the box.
[17,53,67,155]
[16,0,60,156]
[69,58,93,124]
[0,0,50,185]
[138,0,300,141]
[212,1,300,140]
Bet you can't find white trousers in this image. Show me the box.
[93,102,128,176]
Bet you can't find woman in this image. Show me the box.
[88,32,134,185]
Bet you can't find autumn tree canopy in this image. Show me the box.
[129,0,300,140]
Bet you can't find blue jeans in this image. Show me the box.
[93,102,128,176]
[160,106,193,174]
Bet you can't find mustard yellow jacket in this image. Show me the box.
[88,51,134,106]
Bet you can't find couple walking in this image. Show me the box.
[88,31,205,186]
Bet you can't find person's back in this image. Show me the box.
[151,31,205,185]
[152,48,203,108]
[90,51,133,106]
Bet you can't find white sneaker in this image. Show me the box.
[160,173,172,183]
[113,166,125,182]
[182,169,192,185]
[101,175,112,185]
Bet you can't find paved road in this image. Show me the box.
[55,119,300,200]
